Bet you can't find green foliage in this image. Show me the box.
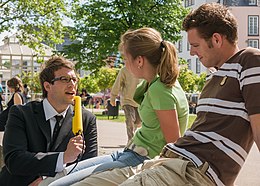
[196,72,207,92]
[178,64,196,92]
[0,0,68,54]
[96,67,118,91]
[20,71,41,93]
[178,58,206,93]
[63,0,189,71]
[78,75,100,93]
[78,67,119,94]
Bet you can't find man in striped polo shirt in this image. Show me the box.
[70,3,260,186]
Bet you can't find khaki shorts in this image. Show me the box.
[72,157,215,186]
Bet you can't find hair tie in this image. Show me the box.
[160,40,165,52]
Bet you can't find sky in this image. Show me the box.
[0,31,13,45]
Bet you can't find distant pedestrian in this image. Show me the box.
[110,66,141,142]
[0,83,4,112]
[0,76,25,131]
[23,84,31,103]
[80,89,91,106]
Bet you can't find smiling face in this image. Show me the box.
[188,28,222,68]
[44,67,77,112]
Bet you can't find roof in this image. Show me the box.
[0,34,53,56]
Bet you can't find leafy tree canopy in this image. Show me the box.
[78,75,100,94]
[178,58,206,93]
[20,71,41,93]
[0,0,69,53]
[96,67,118,91]
[78,67,118,94]
[62,0,188,71]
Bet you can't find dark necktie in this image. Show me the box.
[51,115,63,148]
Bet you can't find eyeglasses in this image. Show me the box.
[51,76,78,84]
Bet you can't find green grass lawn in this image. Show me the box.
[95,113,126,122]
[188,114,197,128]
[95,112,197,128]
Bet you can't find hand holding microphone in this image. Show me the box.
[64,135,84,164]
[64,96,84,164]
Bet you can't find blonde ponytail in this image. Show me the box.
[157,41,179,87]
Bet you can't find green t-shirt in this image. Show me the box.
[133,76,189,158]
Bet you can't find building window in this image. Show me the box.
[248,0,257,5]
[187,59,191,70]
[248,39,259,48]
[196,58,201,74]
[248,16,259,36]
[184,0,194,7]
[178,39,183,53]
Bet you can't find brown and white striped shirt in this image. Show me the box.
[166,47,260,186]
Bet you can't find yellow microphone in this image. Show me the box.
[72,96,83,135]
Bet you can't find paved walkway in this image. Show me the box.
[0,119,259,185]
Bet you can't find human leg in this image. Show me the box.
[49,150,147,186]
[122,105,136,142]
[93,149,148,173]
[120,158,215,186]
[70,150,149,186]
[71,167,135,186]
[40,155,113,186]
[71,158,215,186]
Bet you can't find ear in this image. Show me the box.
[137,56,144,68]
[43,82,51,92]
[212,33,223,47]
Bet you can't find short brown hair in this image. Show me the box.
[182,3,238,45]
[39,56,75,98]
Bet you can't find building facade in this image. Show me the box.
[0,34,53,92]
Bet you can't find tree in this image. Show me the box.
[96,67,118,92]
[20,71,41,94]
[63,0,188,71]
[196,72,207,92]
[78,67,118,94]
[178,58,206,93]
[78,75,100,94]
[0,0,68,53]
[178,64,197,93]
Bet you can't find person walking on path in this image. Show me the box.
[70,3,260,186]
[110,66,141,143]
[39,27,189,186]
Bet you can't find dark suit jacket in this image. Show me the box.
[0,100,98,186]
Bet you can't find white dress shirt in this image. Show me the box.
[43,98,69,172]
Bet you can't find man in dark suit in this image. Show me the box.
[0,56,98,186]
